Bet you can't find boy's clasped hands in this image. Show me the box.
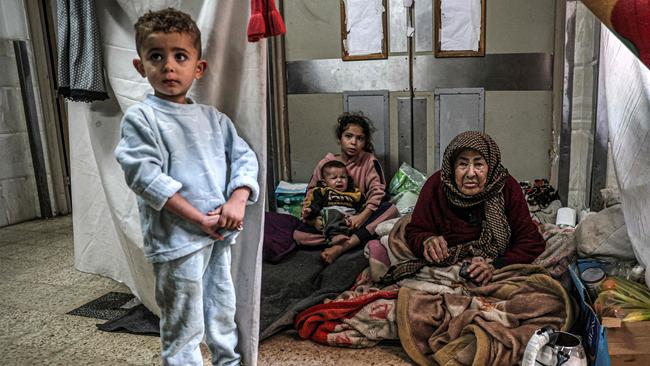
[200,187,250,241]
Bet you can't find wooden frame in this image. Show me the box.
[340,0,388,61]
[434,0,486,57]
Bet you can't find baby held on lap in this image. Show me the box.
[303,161,365,263]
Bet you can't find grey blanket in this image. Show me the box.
[260,246,369,340]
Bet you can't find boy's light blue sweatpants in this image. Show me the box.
[153,241,240,366]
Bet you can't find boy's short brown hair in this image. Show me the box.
[134,8,202,57]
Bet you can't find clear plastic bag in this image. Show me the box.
[594,276,650,322]
[605,262,645,282]
[388,162,427,196]
[390,190,420,215]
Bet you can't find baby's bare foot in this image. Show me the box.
[329,234,349,246]
[321,245,347,264]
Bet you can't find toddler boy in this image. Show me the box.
[303,160,364,245]
[115,8,258,366]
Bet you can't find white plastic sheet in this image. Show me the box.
[69,1,266,364]
[601,28,650,285]
[344,0,384,55]
[440,0,481,51]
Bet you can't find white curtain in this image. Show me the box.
[600,28,650,284]
[69,1,266,364]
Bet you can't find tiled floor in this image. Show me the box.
[1,216,413,365]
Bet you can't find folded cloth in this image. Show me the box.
[57,0,108,102]
[374,217,399,237]
[247,0,286,42]
[533,223,577,283]
[294,285,399,348]
[97,304,160,335]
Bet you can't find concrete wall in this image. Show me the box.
[486,0,556,54]
[284,0,342,61]
[485,91,553,182]
[0,40,40,226]
[284,0,557,183]
[287,94,343,181]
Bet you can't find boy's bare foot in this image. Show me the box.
[321,244,347,264]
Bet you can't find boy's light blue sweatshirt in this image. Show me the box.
[115,95,259,262]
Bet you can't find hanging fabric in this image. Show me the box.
[56,0,109,102]
[600,28,650,288]
[582,0,650,69]
[247,0,286,42]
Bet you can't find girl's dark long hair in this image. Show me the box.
[334,112,375,153]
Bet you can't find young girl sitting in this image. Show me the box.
[293,113,399,264]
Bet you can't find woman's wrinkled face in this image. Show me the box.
[454,149,488,196]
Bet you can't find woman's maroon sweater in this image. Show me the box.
[404,171,544,268]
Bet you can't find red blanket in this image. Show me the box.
[295,288,398,347]
[583,0,650,68]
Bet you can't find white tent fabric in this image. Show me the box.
[601,28,650,285]
[69,1,266,364]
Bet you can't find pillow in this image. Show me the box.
[263,212,300,264]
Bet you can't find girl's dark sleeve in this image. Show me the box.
[363,158,387,211]
[492,176,545,268]
[405,176,440,257]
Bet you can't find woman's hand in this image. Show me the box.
[467,257,495,285]
[423,236,449,263]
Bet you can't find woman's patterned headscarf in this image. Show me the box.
[439,131,511,263]
[379,132,513,282]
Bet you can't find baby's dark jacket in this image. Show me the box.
[304,182,365,220]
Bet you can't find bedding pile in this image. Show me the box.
[294,212,573,365]
[267,176,575,364]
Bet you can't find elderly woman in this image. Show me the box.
[405,131,544,285]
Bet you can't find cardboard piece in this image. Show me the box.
[602,317,622,329]
[607,321,650,365]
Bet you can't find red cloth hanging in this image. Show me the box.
[611,0,650,68]
[247,0,286,42]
